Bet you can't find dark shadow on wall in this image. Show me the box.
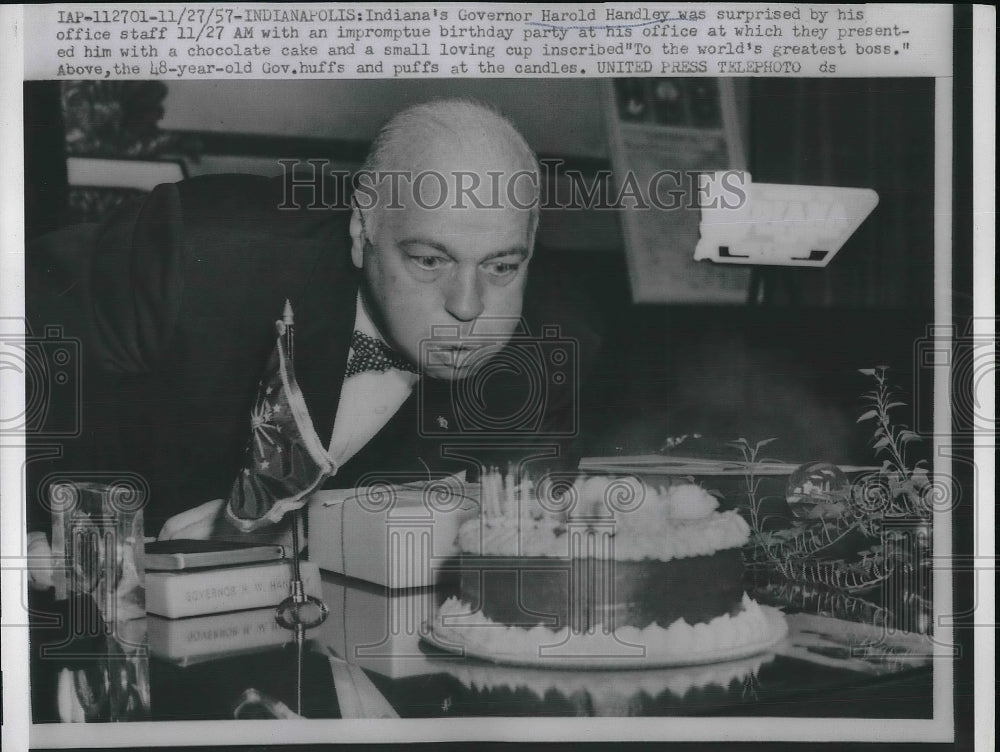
[747,78,935,310]
[24,81,68,238]
[575,78,936,464]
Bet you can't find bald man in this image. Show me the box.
[26,99,599,557]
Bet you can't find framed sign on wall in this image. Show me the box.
[603,78,750,304]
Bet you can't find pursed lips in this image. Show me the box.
[425,343,494,368]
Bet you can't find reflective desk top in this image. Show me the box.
[29,569,936,723]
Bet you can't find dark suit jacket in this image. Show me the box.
[26,175,600,535]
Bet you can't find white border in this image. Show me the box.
[0,2,983,749]
[972,7,997,752]
[1,6,29,752]
[932,65,957,750]
[23,715,962,747]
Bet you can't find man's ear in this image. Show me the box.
[349,204,365,269]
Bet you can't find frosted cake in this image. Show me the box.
[431,472,786,667]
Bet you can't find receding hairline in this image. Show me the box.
[361,98,539,176]
[357,99,541,241]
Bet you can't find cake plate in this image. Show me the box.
[423,603,789,671]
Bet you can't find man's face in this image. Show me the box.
[351,174,535,381]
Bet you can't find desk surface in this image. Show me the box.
[28,568,937,723]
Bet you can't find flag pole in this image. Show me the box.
[282,300,306,604]
[284,301,305,716]
[274,300,328,676]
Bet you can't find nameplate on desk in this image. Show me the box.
[694,172,879,268]
[149,607,319,666]
[145,560,322,619]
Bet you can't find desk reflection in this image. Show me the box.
[30,568,934,721]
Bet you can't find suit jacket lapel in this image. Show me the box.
[329,378,472,487]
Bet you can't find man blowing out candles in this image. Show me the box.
[26,99,600,586]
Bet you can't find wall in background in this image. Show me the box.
[162,79,612,157]
[162,79,656,254]
[749,79,935,309]
[28,78,932,310]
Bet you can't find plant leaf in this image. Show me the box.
[858,368,877,376]
[856,410,879,422]
[885,402,906,410]
[873,437,891,450]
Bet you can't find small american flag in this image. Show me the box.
[227,301,336,531]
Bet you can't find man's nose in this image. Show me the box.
[444,268,485,322]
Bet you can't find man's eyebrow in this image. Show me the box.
[398,239,529,261]
[398,238,452,255]
[481,247,530,262]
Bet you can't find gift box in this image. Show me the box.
[307,482,478,589]
[315,575,451,679]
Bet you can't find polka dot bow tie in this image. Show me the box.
[345,330,418,377]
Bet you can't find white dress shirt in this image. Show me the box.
[327,295,419,466]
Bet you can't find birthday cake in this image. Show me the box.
[430,473,786,668]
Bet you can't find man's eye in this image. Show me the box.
[484,261,522,277]
[411,256,448,271]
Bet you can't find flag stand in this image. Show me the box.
[270,302,330,713]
